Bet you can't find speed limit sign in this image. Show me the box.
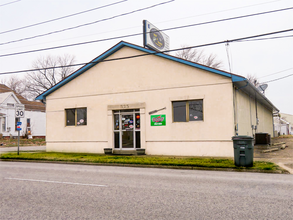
[15,104,25,118]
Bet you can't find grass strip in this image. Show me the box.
[0,152,284,172]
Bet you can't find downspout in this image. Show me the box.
[272,110,280,137]
[234,81,249,136]
[255,92,258,134]
[250,95,253,136]
[233,86,238,135]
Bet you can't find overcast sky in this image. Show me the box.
[0,0,292,114]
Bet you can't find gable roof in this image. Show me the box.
[34,41,278,112]
[35,41,246,101]
[0,92,20,104]
[0,84,45,112]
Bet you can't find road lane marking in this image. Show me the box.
[4,177,107,187]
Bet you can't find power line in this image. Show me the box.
[259,67,293,78]
[0,0,128,35]
[237,34,293,42]
[1,28,293,75]
[0,0,174,46]
[0,6,292,57]
[262,73,293,83]
[6,0,281,51]
[157,0,281,25]
[0,0,20,7]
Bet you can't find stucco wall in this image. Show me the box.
[235,88,273,137]
[46,47,235,156]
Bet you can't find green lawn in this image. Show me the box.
[0,152,286,173]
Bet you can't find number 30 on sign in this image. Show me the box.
[15,104,25,118]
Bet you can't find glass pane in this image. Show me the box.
[189,100,203,121]
[135,131,141,148]
[122,131,133,148]
[114,132,120,148]
[122,115,134,130]
[135,113,140,130]
[173,101,186,122]
[66,109,75,126]
[2,118,6,132]
[114,114,119,130]
[77,108,87,126]
[27,118,31,127]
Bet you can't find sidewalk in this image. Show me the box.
[0,146,46,153]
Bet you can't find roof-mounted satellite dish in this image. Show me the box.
[257,84,268,94]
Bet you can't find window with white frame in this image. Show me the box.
[65,108,87,126]
[1,117,6,132]
[173,100,203,122]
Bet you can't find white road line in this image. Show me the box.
[4,177,107,187]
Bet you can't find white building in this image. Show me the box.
[36,42,279,156]
[274,117,292,136]
[0,84,46,138]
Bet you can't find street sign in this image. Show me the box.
[15,104,25,118]
[16,121,22,131]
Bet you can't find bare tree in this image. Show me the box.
[1,76,30,98]
[175,45,223,69]
[25,54,76,99]
[246,74,260,87]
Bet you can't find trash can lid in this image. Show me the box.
[232,135,254,140]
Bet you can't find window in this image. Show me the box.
[173,100,203,122]
[27,118,31,135]
[15,117,20,131]
[27,118,31,128]
[65,108,87,126]
[7,103,14,107]
[1,117,6,132]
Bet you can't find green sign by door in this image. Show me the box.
[151,115,166,126]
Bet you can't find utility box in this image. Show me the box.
[232,136,254,167]
[255,133,271,145]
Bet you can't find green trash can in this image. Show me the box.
[232,136,254,167]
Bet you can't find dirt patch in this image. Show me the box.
[254,136,293,159]
[254,136,293,173]
[0,138,46,147]
[285,163,293,169]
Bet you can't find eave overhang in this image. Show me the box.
[35,41,248,101]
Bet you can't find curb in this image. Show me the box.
[0,159,290,174]
[276,162,293,174]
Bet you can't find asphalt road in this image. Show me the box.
[1,162,292,220]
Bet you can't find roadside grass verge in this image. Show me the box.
[0,152,285,173]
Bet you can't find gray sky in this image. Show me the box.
[0,0,292,114]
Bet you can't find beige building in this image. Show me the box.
[36,41,278,157]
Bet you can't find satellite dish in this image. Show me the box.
[257,84,268,93]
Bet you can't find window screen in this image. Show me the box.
[173,101,187,122]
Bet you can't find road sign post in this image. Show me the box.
[15,104,24,155]
[16,121,22,155]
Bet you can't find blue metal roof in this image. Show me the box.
[35,41,246,101]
